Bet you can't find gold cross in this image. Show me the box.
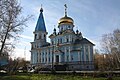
[64,4,67,16]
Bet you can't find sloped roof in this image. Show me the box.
[35,8,46,32]
[74,38,95,45]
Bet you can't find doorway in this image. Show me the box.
[56,55,59,63]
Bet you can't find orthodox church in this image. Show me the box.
[30,5,94,71]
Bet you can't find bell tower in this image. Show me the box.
[33,7,47,48]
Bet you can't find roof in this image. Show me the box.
[35,8,46,32]
[74,38,95,45]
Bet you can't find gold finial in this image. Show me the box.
[64,4,67,16]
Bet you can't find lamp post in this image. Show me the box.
[51,45,54,73]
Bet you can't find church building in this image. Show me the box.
[30,5,94,71]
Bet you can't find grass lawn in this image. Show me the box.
[0,74,120,80]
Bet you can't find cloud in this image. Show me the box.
[19,35,33,40]
[11,48,31,61]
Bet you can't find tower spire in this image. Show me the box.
[64,4,67,16]
[35,5,46,32]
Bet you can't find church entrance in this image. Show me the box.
[56,55,59,63]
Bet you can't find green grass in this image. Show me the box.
[0,74,120,80]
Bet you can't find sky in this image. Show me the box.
[13,0,120,60]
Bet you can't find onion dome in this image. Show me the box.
[58,15,74,24]
[58,4,74,25]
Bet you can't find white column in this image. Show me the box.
[69,35,71,42]
[65,36,66,42]
[65,47,66,62]
[47,49,49,64]
[88,45,91,61]
[41,51,42,63]
[31,52,33,64]
[69,47,71,61]
[38,51,39,63]
[32,52,34,63]
[44,51,45,63]
[54,54,56,63]
[59,55,61,62]
[50,49,52,63]
[80,51,82,61]
[84,45,86,61]
[78,51,80,61]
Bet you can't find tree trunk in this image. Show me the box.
[0,29,9,55]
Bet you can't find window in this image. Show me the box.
[35,34,37,39]
[68,26,70,29]
[86,54,89,61]
[66,38,69,42]
[67,55,69,61]
[71,66,74,69]
[39,35,41,39]
[39,58,41,62]
[43,58,44,62]
[49,51,50,55]
[46,57,47,62]
[86,66,89,69]
[66,49,69,52]
[36,53,38,62]
[37,44,38,48]
[44,34,46,38]
[52,41,54,44]
[58,39,59,44]
[71,55,73,61]
[72,38,74,42]
[61,27,63,31]
[60,39,62,43]
[49,57,50,62]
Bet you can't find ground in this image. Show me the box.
[0,74,120,80]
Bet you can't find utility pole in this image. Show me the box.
[24,47,26,61]
[52,45,54,72]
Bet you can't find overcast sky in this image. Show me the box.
[13,0,120,60]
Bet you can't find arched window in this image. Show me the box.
[68,26,70,29]
[72,38,74,42]
[66,38,69,42]
[67,55,69,61]
[39,35,41,39]
[71,55,73,61]
[35,34,37,39]
[58,39,59,44]
[52,41,54,45]
[61,27,63,31]
[44,34,46,38]
[60,38,62,43]
[66,49,69,52]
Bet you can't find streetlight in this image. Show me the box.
[51,45,54,73]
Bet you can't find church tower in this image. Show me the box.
[33,7,47,46]
[31,7,48,64]
[31,5,94,70]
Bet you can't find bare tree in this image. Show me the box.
[101,29,120,70]
[0,0,30,55]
